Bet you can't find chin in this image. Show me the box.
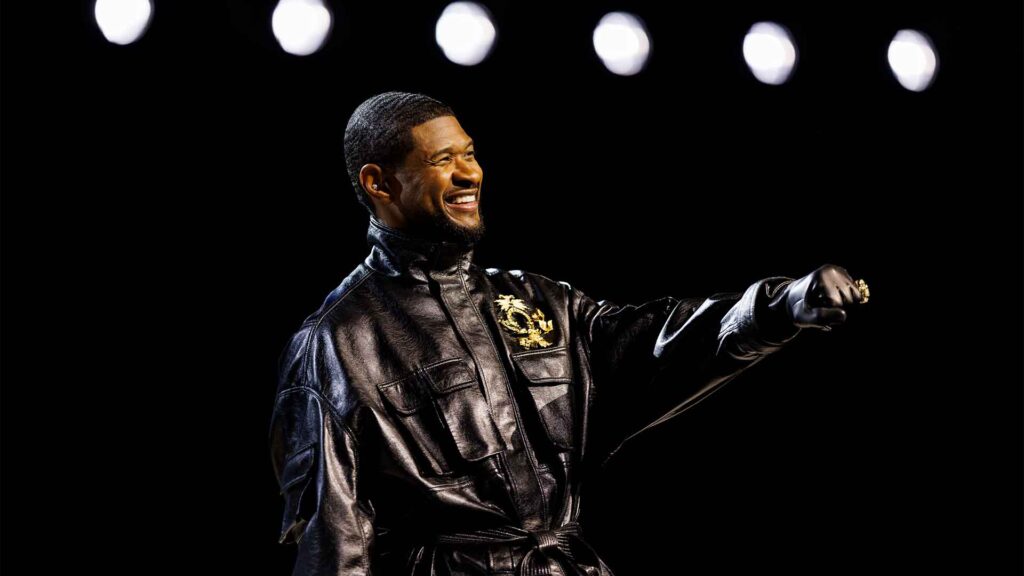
[435,211,486,244]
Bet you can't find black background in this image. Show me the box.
[3,1,1021,573]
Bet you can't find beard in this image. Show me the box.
[426,209,487,245]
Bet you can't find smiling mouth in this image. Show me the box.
[444,189,479,213]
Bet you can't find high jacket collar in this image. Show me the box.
[364,215,475,281]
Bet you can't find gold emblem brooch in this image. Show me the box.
[494,294,555,350]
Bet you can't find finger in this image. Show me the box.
[835,282,857,306]
[832,265,853,282]
[802,306,847,328]
[820,263,851,283]
[847,282,864,304]
[812,284,843,308]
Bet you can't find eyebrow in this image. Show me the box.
[429,140,474,159]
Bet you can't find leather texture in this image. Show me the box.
[269,215,801,575]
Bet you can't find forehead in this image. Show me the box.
[409,115,471,152]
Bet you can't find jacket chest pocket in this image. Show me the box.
[377,357,507,476]
[511,346,576,452]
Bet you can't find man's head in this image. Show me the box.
[344,92,485,244]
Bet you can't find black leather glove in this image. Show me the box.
[768,264,865,331]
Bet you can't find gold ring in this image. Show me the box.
[855,279,870,304]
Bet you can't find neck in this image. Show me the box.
[364,215,476,281]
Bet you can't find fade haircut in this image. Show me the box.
[343,92,455,215]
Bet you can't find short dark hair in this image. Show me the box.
[343,92,454,215]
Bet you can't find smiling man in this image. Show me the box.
[345,93,484,245]
[269,91,868,576]
[363,121,482,243]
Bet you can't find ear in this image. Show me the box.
[359,164,392,203]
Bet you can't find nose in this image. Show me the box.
[452,156,482,189]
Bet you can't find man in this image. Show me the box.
[269,91,868,575]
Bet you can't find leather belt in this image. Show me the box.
[436,521,602,576]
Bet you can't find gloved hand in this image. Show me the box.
[768,264,866,331]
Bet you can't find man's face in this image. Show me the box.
[389,115,484,243]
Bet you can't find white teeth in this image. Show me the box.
[449,194,476,204]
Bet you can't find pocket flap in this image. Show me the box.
[423,358,477,394]
[376,358,504,472]
[511,346,573,385]
[377,358,477,414]
[377,374,428,414]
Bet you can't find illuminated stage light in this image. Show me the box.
[743,22,797,85]
[435,2,497,66]
[94,0,153,45]
[593,12,651,76]
[272,0,333,56]
[888,30,938,92]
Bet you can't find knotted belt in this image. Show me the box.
[435,521,603,576]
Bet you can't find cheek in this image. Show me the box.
[401,176,433,207]
[424,175,450,204]
[408,184,442,213]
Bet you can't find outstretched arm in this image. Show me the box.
[574,264,864,467]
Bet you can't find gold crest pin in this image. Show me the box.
[494,294,555,350]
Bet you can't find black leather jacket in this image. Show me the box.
[269,215,801,575]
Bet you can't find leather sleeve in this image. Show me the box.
[269,386,376,576]
[571,277,801,467]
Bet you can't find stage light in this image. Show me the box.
[435,2,497,66]
[94,0,153,45]
[742,22,797,85]
[272,0,333,56]
[887,30,938,92]
[592,12,651,76]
